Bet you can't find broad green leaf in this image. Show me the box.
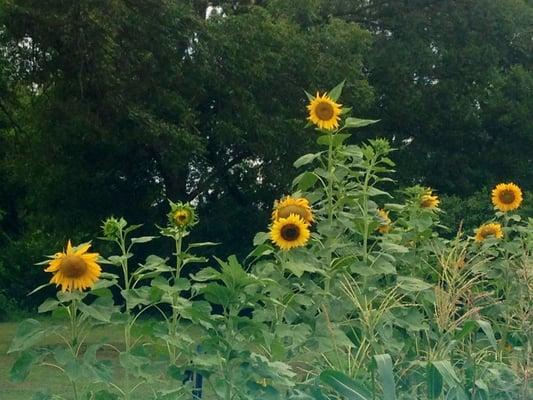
[192,266,221,282]
[320,370,371,399]
[317,133,351,147]
[294,153,321,168]
[344,117,380,129]
[118,352,152,379]
[83,344,113,382]
[201,283,234,308]
[396,276,433,291]
[186,241,220,249]
[367,187,392,198]
[293,171,319,191]
[253,231,270,246]
[284,260,320,277]
[121,287,152,309]
[181,255,208,266]
[430,361,460,392]
[38,298,60,313]
[373,354,396,400]
[130,236,157,244]
[328,80,345,101]
[247,243,274,259]
[380,242,409,254]
[10,350,48,382]
[8,319,46,353]
[475,320,498,351]
[427,363,443,399]
[78,297,119,323]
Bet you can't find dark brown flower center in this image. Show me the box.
[174,211,190,225]
[481,228,496,239]
[281,224,300,241]
[316,101,334,120]
[60,255,88,278]
[277,205,307,220]
[499,190,515,204]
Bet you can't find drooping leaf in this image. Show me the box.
[373,354,396,400]
[8,319,47,353]
[320,370,371,399]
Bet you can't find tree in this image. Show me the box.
[0,0,373,306]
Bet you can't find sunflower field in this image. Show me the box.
[6,83,532,400]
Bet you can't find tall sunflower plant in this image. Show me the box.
[250,83,436,393]
[7,241,121,400]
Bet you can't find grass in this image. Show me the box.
[0,319,200,400]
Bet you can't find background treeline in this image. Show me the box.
[0,0,531,316]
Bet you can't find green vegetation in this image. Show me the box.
[6,87,532,398]
[0,0,531,312]
[1,1,532,398]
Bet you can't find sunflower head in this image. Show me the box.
[168,201,197,230]
[270,214,310,251]
[44,241,101,292]
[307,92,342,131]
[491,182,523,212]
[475,222,504,243]
[272,196,314,225]
[376,209,392,234]
[102,216,127,240]
[420,188,440,209]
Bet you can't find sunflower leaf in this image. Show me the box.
[27,283,51,296]
[8,319,47,353]
[294,153,321,168]
[38,298,61,313]
[317,133,351,147]
[293,171,318,191]
[328,80,345,101]
[10,349,49,383]
[130,236,157,244]
[344,117,380,129]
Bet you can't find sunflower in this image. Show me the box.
[474,223,504,243]
[307,92,342,131]
[270,214,310,251]
[376,209,391,234]
[420,189,440,209]
[44,241,101,292]
[491,182,523,212]
[272,196,314,225]
[168,201,197,230]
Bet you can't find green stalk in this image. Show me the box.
[224,307,235,400]
[117,231,132,400]
[169,232,183,363]
[324,131,335,293]
[361,157,376,264]
[69,300,80,400]
[327,132,334,227]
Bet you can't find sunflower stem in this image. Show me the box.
[169,232,184,364]
[69,299,80,400]
[117,230,132,400]
[325,130,335,293]
[361,156,376,264]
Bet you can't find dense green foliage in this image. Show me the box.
[0,0,531,311]
[7,89,532,399]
